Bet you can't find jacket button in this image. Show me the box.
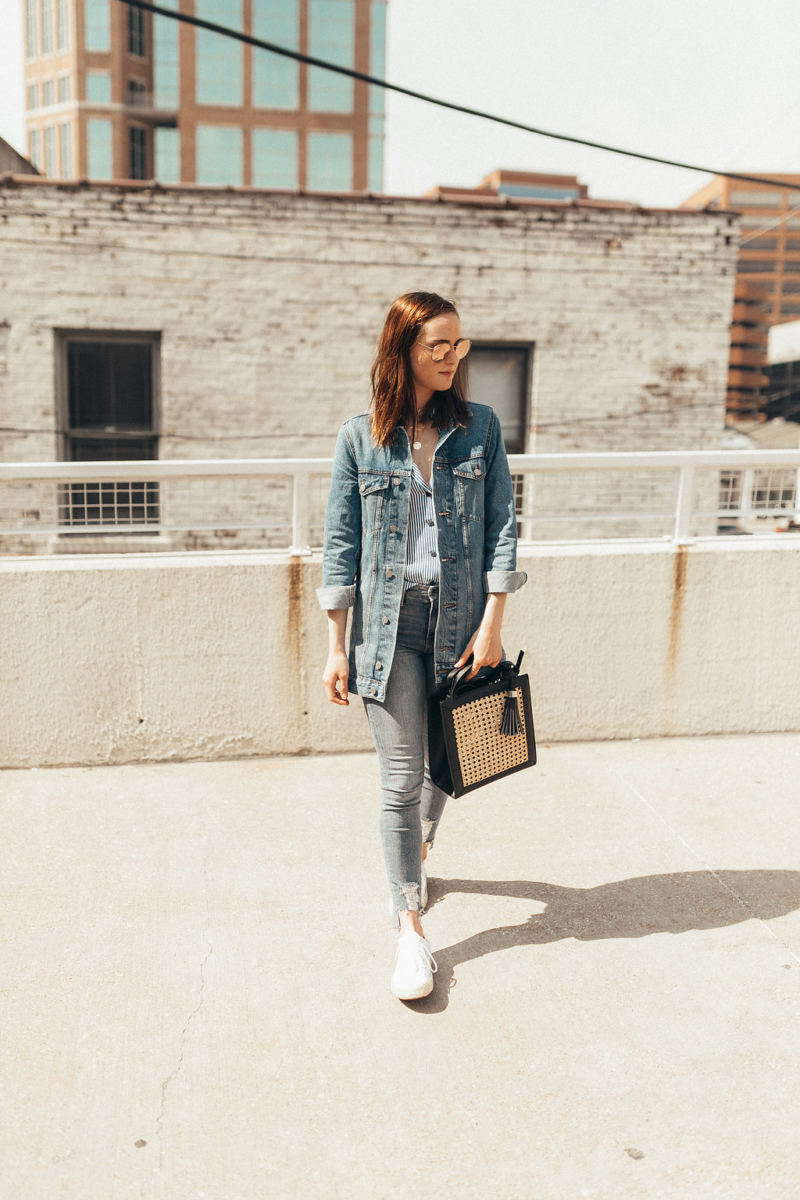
[370,687,377,696]
[386,569,394,579]
[375,661,382,671]
[392,476,401,485]
[390,525,398,533]
[381,615,390,625]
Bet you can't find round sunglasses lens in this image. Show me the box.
[431,344,448,362]
[455,339,472,359]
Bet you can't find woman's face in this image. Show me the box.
[409,312,462,400]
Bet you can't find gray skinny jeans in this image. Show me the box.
[362,584,449,920]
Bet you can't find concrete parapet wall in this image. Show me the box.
[2,540,798,768]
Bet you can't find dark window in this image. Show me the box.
[127,79,148,106]
[129,126,147,179]
[59,334,160,531]
[737,259,775,273]
[128,4,146,55]
[468,345,531,452]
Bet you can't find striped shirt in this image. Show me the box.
[403,461,440,592]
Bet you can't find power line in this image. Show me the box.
[121,0,797,195]
[739,202,800,245]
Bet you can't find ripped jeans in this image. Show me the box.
[363,584,449,921]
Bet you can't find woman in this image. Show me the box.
[317,291,526,1000]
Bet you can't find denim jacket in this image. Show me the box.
[316,402,527,701]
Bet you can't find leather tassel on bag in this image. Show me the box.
[500,688,522,736]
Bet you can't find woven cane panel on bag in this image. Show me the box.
[450,688,529,788]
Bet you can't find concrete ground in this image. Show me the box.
[2,732,800,1200]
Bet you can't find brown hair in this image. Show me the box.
[369,291,470,447]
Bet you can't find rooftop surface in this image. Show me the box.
[0,170,738,217]
[4,730,800,1199]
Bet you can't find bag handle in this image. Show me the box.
[445,650,525,698]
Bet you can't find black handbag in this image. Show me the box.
[427,651,536,798]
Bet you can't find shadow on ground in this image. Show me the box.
[407,869,800,1013]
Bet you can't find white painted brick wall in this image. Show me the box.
[0,179,739,549]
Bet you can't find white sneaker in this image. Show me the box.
[391,931,438,1000]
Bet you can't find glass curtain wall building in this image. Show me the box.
[22,0,387,191]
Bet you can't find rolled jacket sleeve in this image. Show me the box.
[482,412,527,594]
[316,423,362,611]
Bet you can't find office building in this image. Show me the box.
[22,0,386,190]
[680,174,800,326]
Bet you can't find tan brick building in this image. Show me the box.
[680,174,800,327]
[21,0,386,189]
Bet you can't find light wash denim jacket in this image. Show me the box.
[317,402,527,702]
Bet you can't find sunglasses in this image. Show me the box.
[414,338,472,363]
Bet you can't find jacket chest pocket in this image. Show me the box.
[358,472,390,530]
[452,457,486,524]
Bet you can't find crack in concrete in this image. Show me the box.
[603,757,800,967]
[153,853,214,1170]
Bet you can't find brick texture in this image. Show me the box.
[0,179,739,550]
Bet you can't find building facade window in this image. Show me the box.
[153,0,179,108]
[308,0,355,112]
[59,121,72,175]
[26,0,38,57]
[155,126,180,181]
[252,0,299,108]
[27,83,39,110]
[252,129,298,188]
[195,124,243,185]
[56,0,69,49]
[84,0,110,51]
[729,190,783,208]
[58,333,160,531]
[29,129,42,169]
[127,79,147,105]
[57,74,70,102]
[42,79,55,107]
[129,126,147,178]
[128,4,146,55]
[41,0,53,54]
[306,131,352,190]
[86,70,112,102]
[469,345,531,452]
[737,260,775,274]
[195,0,243,106]
[87,117,113,178]
[368,0,386,191]
[44,125,57,175]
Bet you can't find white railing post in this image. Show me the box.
[289,469,312,557]
[673,463,695,543]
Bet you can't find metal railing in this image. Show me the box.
[1,449,799,554]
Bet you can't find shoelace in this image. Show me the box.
[397,934,438,974]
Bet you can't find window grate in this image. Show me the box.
[57,481,160,529]
[719,470,743,511]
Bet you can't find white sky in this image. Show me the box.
[1,0,797,206]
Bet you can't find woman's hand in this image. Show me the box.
[322,650,350,705]
[454,593,507,680]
